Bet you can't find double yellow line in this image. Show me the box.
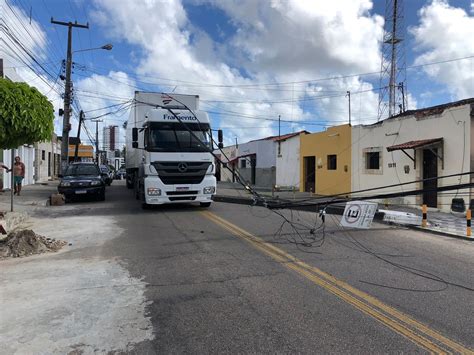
[202,211,473,354]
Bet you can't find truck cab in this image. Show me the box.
[126,93,221,209]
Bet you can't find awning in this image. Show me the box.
[386,138,443,168]
[386,138,443,152]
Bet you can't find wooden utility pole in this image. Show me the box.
[51,18,89,173]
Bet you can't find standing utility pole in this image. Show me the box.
[74,110,84,161]
[51,18,89,173]
[92,119,103,164]
[346,91,351,126]
[377,0,406,121]
[277,115,281,156]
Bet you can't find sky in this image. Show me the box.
[1,0,473,148]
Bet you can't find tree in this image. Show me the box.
[0,78,54,149]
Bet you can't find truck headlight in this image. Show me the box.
[91,180,101,186]
[60,181,71,187]
[203,186,215,194]
[147,188,161,196]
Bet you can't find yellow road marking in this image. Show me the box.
[202,210,473,354]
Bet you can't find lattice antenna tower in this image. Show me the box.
[378,0,406,120]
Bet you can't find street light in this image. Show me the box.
[73,43,113,53]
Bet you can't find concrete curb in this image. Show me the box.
[401,224,474,241]
[214,194,473,241]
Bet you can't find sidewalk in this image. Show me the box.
[215,182,473,240]
[0,182,58,209]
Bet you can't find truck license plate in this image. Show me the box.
[75,190,87,194]
[176,187,189,191]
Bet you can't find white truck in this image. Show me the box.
[126,92,222,209]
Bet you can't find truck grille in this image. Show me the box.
[152,162,211,185]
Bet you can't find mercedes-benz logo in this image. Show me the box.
[177,162,188,173]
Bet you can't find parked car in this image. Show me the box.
[58,163,106,201]
[99,165,114,186]
[115,168,126,180]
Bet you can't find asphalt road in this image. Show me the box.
[47,181,474,353]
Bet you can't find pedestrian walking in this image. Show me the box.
[0,161,10,193]
[12,156,25,196]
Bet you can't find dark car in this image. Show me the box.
[115,168,126,180]
[100,165,113,186]
[58,163,106,201]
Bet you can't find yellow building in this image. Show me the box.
[299,124,351,195]
[68,144,94,162]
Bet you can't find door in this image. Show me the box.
[250,156,256,185]
[304,156,315,193]
[48,152,52,177]
[422,148,438,208]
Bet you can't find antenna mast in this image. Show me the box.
[378,0,406,120]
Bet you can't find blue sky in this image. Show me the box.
[2,0,473,147]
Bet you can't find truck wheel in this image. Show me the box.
[98,190,105,201]
[141,202,150,210]
[126,179,133,189]
[200,202,211,208]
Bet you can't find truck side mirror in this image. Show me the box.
[132,142,138,148]
[218,143,224,149]
[132,127,138,142]
[218,130,223,144]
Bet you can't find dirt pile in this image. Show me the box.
[0,230,67,258]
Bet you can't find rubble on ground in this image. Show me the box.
[0,229,67,258]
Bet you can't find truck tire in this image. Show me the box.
[98,190,105,201]
[126,179,133,189]
[200,202,211,208]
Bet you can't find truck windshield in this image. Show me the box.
[147,122,211,152]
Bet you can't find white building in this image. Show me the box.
[352,98,474,212]
[275,131,308,189]
[215,145,239,183]
[216,132,307,188]
[34,134,61,183]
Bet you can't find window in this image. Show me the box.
[366,152,380,170]
[41,150,45,160]
[363,147,383,174]
[327,155,337,170]
[240,159,247,168]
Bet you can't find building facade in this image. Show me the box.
[276,131,308,189]
[300,124,352,195]
[351,98,474,212]
[34,134,61,183]
[103,125,119,151]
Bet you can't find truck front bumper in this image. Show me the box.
[143,175,216,205]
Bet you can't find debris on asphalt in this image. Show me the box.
[0,229,67,258]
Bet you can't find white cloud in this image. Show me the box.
[410,0,474,100]
[90,0,384,141]
[74,71,136,149]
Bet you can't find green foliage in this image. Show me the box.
[0,78,54,149]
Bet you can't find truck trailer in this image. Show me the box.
[126,92,221,209]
